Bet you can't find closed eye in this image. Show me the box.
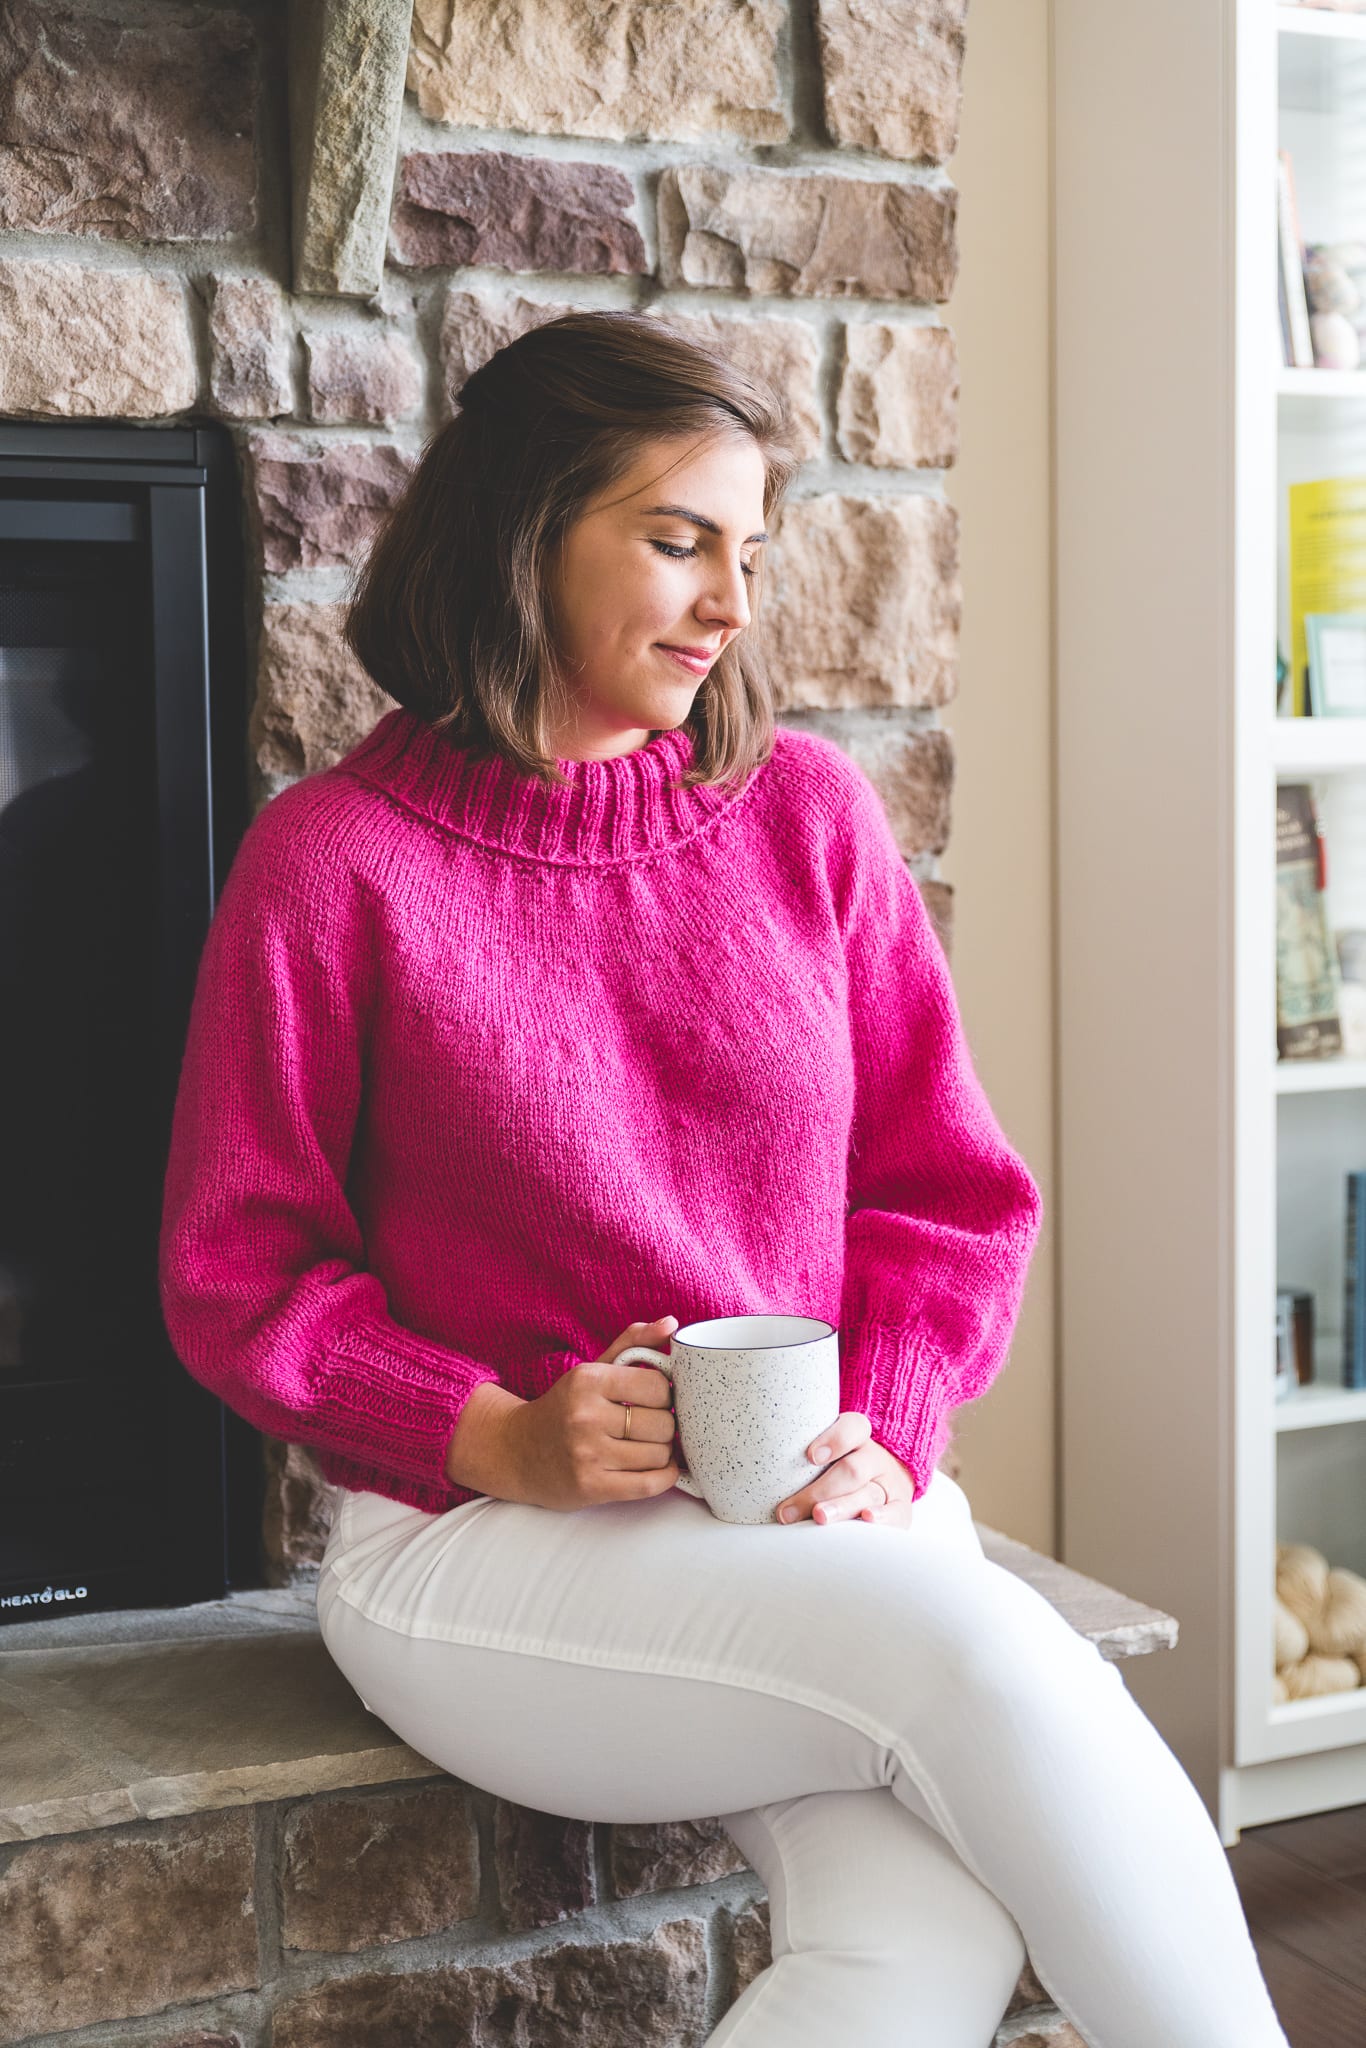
[651,540,757,578]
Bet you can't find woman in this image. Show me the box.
[159,310,1287,2046]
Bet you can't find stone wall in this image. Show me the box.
[0,0,968,1564]
[0,1773,1082,2045]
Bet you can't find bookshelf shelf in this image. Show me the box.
[1056,0,1366,1847]
[1274,1380,1366,1429]
[1277,368,1366,399]
[1268,1685,1366,1757]
[1274,1053,1366,1091]
[1272,718,1366,771]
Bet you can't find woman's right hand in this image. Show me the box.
[504,1316,682,1512]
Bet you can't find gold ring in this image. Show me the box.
[622,1403,632,1440]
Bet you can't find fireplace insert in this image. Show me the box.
[0,419,265,1623]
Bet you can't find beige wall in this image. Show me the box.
[938,0,1057,1551]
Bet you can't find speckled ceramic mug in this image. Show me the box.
[613,1313,842,1525]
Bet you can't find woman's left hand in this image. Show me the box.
[773,1412,916,1529]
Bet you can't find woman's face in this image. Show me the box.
[544,428,770,761]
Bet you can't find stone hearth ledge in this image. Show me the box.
[0,1526,1177,1847]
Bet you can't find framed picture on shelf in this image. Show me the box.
[1276,782,1343,1058]
[1305,612,1366,716]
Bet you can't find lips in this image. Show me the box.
[657,644,719,674]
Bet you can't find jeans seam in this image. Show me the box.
[320,1580,982,1898]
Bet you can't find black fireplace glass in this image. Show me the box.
[0,421,263,1624]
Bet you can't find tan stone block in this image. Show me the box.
[304,326,424,425]
[282,1782,479,1951]
[727,1894,771,1998]
[261,1436,337,1578]
[244,432,416,573]
[0,260,195,419]
[272,1918,710,2046]
[0,0,257,240]
[409,0,787,144]
[658,164,958,302]
[440,287,579,417]
[494,1801,595,1930]
[0,1632,441,1848]
[1012,2026,1087,2048]
[815,0,968,164]
[250,601,392,780]
[208,277,293,421]
[0,1692,117,1846]
[289,0,411,298]
[391,151,647,276]
[641,306,822,459]
[764,494,960,708]
[777,709,953,856]
[609,1817,750,1897]
[837,323,959,469]
[0,1809,257,2039]
[877,726,954,857]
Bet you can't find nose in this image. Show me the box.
[699,556,752,634]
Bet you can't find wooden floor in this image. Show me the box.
[1225,1803,1366,2046]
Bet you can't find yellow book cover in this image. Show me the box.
[1288,477,1366,716]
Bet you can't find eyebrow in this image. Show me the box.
[640,504,769,545]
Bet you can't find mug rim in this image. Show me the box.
[673,1314,836,1351]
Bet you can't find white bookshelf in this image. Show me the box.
[1056,0,1366,1848]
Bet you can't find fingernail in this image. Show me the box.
[812,1445,829,1461]
[779,1506,796,1523]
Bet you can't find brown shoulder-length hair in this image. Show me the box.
[343,308,802,791]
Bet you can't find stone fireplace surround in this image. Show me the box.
[0,4,1162,2044]
[0,0,972,1594]
[0,1534,1176,2047]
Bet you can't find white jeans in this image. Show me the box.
[316,1466,1288,2048]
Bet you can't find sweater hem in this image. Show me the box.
[314,1445,486,1516]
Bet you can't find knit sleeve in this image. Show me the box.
[157,783,504,1502]
[831,763,1044,1502]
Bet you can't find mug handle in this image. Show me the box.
[613,1345,704,1497]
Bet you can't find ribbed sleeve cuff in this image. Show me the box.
[839,1322,956,1503]
[325,1327,506,1496]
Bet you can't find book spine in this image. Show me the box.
[1347,1172,1366,1390]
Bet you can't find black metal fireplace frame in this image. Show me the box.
[0,418,265,1619]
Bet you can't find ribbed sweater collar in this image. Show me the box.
[337,705,752,867]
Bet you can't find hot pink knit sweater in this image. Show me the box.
[158,706,1043,1515]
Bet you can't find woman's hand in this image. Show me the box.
[773,1411,916,1529]
[497,1316,682,1512]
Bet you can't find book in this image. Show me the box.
[1286,477,1366,717]
[1276,1294,1295,1401]
[1276,783,1343,1058]
[1345,1173,1366,1390]
[1279,151,1316,371]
